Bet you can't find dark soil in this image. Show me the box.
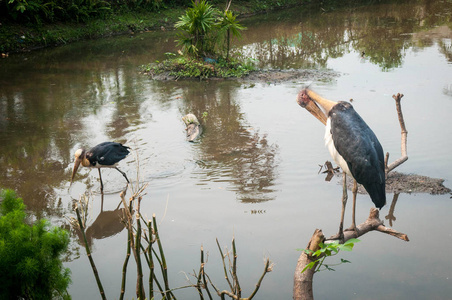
[385,171,451,195]
[147,68,340,83]
[331,171,451,196]
[238,68,340,84]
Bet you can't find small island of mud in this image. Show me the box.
[334,170,451,196]
[237,69,340,84]
[148,68,340,84]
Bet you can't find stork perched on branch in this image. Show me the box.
[297,89,386,240]
[70,142,130,192]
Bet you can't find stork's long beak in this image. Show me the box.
[296,89,337,125]
[70,159,81,186]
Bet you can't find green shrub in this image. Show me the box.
[2,0,112,24]
[142,55,256,79]
[0,189,71,300]
[175,0,219,57]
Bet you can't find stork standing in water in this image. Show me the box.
[70,142,130,192]
[297,89,386,240]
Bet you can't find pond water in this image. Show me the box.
[1,1,452,299]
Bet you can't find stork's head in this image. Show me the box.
[70,148,86,185]
[297,89,337,125]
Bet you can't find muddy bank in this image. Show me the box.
[336,171,451,195]
[148,68,340,84]
[386,171,451,195]
[238,68,340,84]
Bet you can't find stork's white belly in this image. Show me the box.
[325,118,352,177]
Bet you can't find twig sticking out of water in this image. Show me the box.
[200,238,273,300]
[385,93,408,174]
[74,204,107,300]
[71,153,273,300]
[119,196,132,300]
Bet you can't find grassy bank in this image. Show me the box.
[0,0,300,54]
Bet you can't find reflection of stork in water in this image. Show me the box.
[70,142,130,192]
[75,208,128,247]
[297,89,386,240]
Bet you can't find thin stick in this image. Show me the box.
[196,246,205,299]
[119,200,133,300]
[148,220,155,300]
[153,214,173,299]
[204,272,221,296]
[247,258,271,299]
[135,197,145,299]
[216,238,234,291]
[76,206,107,300]
[232,238,241,297]
[386,93,408,174]
[201,246,213,300]
[150,247,168,297]
[219,290,237,299]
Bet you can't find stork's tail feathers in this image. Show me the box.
[364,182,386,209]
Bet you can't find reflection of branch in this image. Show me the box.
[294,209,409,300]
[385,193,399,227]
[385,93,408,174]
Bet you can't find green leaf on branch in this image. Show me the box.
[298,238,360,274]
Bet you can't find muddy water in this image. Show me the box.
[1,1,452,299]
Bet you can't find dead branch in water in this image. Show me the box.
[70,198,107,300]
[385,93,408,174]
[200,238,273,300]
[293,209,408,300]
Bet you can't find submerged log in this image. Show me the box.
[182,114,203,142]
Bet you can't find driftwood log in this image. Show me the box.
[182,114,203,142]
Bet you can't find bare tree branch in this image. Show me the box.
[386,93,408,174]
[293,209,409,300]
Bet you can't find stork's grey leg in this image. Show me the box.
[98,169,104,193]
[345,180,359,236]
[352,180,357,229]
[115,167,130,183]
[328,172,347,242]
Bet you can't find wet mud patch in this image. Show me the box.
[238,69,340,84]
[339,171,451,195]
[385,171,451,195]
[148,68,340,83]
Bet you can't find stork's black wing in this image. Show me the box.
[329,102,386,208]
[86,142,130,166]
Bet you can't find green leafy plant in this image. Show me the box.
[4,0,111,23]
[175,0,218,58]
[217,9,245,60]
[142,55,256,79]
[0,189,71,299]
[298,238,360,273]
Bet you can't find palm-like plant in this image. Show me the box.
[217,9,246,60]
[175,0,219,57]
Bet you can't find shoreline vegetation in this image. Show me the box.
[0,0,379,54]
[1,0,301,54]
